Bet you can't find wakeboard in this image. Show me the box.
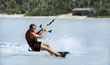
[57,51,70,58]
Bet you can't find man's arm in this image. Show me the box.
[36,29,42,34]
[31,28,48,38]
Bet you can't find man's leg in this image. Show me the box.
[40,42,60,56]
[42,42,50,48]
[41,42,54,56]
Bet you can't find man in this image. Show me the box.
[25,24,61,56]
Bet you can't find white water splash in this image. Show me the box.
[43,35,87,54]
[0,42,28,55]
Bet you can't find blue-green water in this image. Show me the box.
[0,18,110,65]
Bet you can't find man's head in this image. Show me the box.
[29,24,36,32]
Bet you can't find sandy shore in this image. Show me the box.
[0,13,109,19]
[0,13,89,19]
[0,14,25,17]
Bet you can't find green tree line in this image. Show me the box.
[0,0,110,16]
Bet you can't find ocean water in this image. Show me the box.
[0,18,110,65]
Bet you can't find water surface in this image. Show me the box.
[0,18,110,65]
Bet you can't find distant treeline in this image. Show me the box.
[0,0,110,16]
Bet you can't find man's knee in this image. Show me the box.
[43,42,50,47]
[46,47,51,51]
[42,42,48,45]
[47,43,50,47]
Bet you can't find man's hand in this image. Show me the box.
[42,28,48,32]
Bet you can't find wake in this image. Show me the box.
[0,35,87,55]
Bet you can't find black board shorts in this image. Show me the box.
[33,41,41,52]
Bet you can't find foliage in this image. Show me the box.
[0,0,110,16]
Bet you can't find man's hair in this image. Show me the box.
[29,24,36,28]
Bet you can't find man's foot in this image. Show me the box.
[58,52,66,57]
[51,54,54,56]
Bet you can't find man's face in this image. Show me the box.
[31,26,36,32]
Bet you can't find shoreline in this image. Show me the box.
[0,13,110,19]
